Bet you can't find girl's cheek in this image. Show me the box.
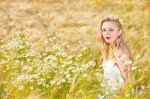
[112,31,117,36]
[102,32,106,36]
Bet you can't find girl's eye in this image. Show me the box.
[101,29,106,32]
[109,29,114,31]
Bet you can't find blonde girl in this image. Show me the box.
[97,15,134,93]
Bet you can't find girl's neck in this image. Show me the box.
[109,42,115,47]
[109,41,124,50]
[108,41,125,62]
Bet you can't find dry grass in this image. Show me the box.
[0,0,150,98]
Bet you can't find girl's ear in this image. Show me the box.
[119,29,123,35]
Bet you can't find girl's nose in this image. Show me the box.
[105,31,110,35]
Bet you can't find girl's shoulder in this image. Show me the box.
[118,42,131,56]
[115,42,134,64]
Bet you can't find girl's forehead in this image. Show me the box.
[102,21,118,28]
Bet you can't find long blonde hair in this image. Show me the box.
[97,16,125,62]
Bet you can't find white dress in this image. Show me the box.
[102,60,125,93]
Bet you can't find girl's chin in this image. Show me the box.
[105,40,113,43]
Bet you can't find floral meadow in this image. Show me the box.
[0,0,150,99]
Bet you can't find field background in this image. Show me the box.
[0,0,150,99]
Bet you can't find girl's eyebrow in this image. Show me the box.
[108,28,113,29]
[101,28,106,31]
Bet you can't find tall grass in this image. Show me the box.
[0,0,150,98]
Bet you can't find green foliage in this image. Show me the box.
[0,0,149,98]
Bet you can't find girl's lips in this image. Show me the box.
[105,37,111,39]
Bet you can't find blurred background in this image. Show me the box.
[0,0,150,98]
[0,0,149,49]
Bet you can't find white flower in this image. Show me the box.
[50,80,55,85]
[81,46,87,51]
[16,74,29,82]
[131,88,135,96]
[26,50,36,57]
[64,71,69,75]
[72,69,78,73]
[126,94,130,97]
[45,84,50,88]
[11,39,20,47]
[67,79,72,83]
[37,81,42,85]
[29,86,34,90]
[66,74,71,78]
[88,61,96,66]
[67,55,75,59]
[65,60,73,65]
[97,94,104,99]
[18,85,24,90]
[82,73,88,77]
[33,74,39,79]
[103,15,123,24]
[61,78,66,83]
[29,79,34,83]
[23,66,32,71]
[56,51,66,57]
[45,55,57,61]
[66,67,73,71]
[77,54,83,58]
[56,81,61,86]
[52,45,60,50]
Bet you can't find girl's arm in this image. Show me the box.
[115,46,133,83]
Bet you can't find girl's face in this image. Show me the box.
[101,21,122,44]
